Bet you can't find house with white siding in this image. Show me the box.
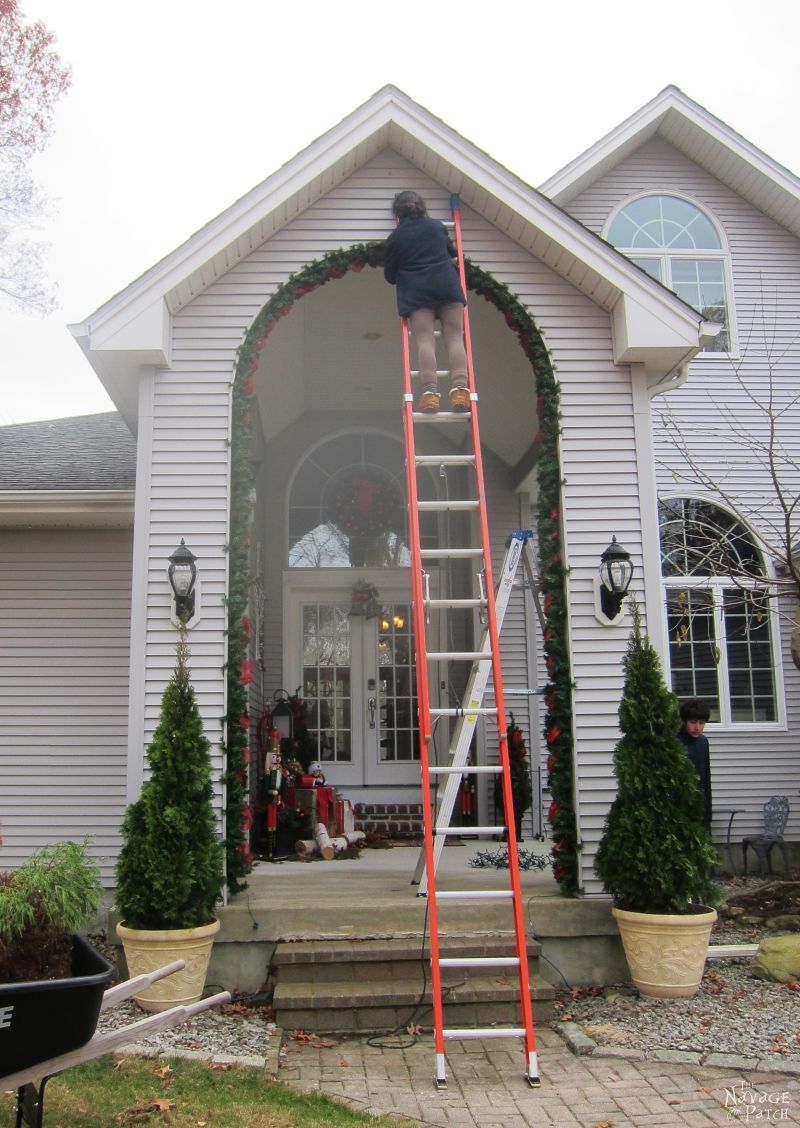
[1,84,797,897]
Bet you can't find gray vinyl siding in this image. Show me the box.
[137,150,641,892]
[563,135,800,858]
[0,529,132,882]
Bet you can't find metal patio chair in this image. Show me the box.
[741,796,790,877]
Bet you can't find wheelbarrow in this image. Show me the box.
[1,939,230,1127]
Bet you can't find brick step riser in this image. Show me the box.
[276,947,544,984]
[279,997,554,1035]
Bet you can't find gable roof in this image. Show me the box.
[540,85,800,238]
[70,86,705,426]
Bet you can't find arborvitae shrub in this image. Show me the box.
[595,604,718,914]
[116,639,224,929]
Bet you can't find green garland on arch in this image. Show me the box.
[225,241,579,896]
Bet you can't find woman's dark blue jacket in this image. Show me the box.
[384,216,466,317]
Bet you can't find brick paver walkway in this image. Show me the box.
[278,1027,800,1127]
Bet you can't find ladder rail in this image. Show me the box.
[450,198,538,1075]
[400,319,447,1075]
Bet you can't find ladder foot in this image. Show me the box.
[435,1077,448,1091]
[526,1074,542,1089]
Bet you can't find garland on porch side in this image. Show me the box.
[225,242,579,895]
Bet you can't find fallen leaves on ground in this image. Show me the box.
[288,1029,336,1048]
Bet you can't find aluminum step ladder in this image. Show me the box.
[400,194,540,1090]
[411,528,543,893]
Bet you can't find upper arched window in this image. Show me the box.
[607,195,731,352]
[659,497,777,725]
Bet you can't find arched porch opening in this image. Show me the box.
[223,244,577,896]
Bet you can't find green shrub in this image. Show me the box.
[595,603,719,914]
[115,639,225,930]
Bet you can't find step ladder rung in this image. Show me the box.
[410,369,450,378]
[418,500,479,511]
[425,598,486,609]
[439,957,520,969]
[434,825,505,836]
[428,765,502,775]
[415,454,476,466]
[443,1027,526,1041]
[429,707,497,717]
[420,548,484,559]
[427,651,492,662]
[435,889,514,901]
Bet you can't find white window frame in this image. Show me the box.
[659,496,784,731]
[605,192,737,356]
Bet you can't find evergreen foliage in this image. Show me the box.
[116,639,224,929]
[0,839,101,981]
[595,603,719,914]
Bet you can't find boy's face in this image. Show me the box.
[684,719,706,738]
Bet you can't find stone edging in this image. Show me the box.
[555,1021,800,1076]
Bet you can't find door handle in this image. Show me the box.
[368,696,376,728]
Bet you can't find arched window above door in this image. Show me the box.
[607,194,732,352]
[288,433,413,568]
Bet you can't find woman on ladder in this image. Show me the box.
[384,190,469,414]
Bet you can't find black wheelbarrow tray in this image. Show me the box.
[0,935,114,1076]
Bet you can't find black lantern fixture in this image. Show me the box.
[599,535,633,619]
[168,539,198,622]
[271,692,294,741]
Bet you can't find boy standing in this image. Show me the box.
[678,698,713,830]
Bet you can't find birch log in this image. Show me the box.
[315,822,335,859]
[330,831,366,853]
[294,839,317,857]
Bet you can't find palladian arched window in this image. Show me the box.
[607,195,731,351]
[659,498,778,724]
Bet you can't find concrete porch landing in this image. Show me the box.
[209,842,627,995]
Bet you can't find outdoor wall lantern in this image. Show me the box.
[270,692,294,741]
[168,539,198,626]
[597,535,633,622]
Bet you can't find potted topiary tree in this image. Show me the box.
[595,603,719,998]
[0,839,114,1076]
[115,636,225,1012]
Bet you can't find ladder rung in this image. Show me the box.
[430,707,497,717]
[436,890,514,900]
[431,703,491,712]
[420,548,483,559]
[412,411,471,422]
[443,1028,526,1041]
[418,500,479,511]
[415,455,476,466]
[434,825,504,836]
[425,599,486,609]
[427,651,492,662]
[439,957,520,969]
[410,369,450,378]
[428,765,502,775]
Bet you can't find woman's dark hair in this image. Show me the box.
[392,190,427,220]
[679,697,711,723]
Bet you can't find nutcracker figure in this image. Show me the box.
[264,725,283,860]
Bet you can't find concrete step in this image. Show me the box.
[271,933,554,1034]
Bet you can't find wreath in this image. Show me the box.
[327,471,401,538]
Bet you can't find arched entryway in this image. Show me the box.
[224,244,579,896]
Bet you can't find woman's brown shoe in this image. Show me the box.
[418,390,441,413]
[449,386,470,412]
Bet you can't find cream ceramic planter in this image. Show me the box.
[116,919,220,1012]
[612,906,717,999]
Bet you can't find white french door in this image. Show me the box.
[284,571,424,787]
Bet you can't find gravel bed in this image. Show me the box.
[96,999,277,1060]
[552,879,800,1064]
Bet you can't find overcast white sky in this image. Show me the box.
[2,0,799,425]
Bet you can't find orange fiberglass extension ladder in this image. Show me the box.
[399,194,540,1090]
